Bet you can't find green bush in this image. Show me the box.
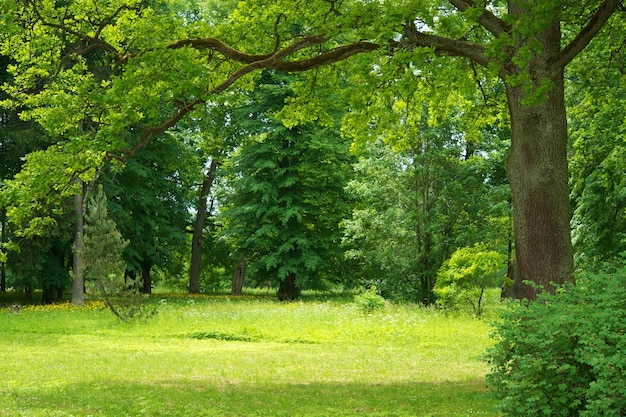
[435,244,506,317]
[354,286,386,314]
[486,269,626,416]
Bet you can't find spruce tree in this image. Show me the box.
[82,185,129,317]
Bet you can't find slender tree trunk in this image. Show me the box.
[231,256,246,295]
[504,21,574,299]
[72,181,85,305]
[140,258,152,294]
[189,159,219,294]
[1,207,6,292]
[0,258,5,293]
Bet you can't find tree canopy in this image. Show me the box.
[1,0,624,300]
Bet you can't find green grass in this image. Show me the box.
[0,293,500,416]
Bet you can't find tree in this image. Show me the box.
[175,102,244,294]
[2,0,623,299]
[189,158,219,293]
[83,185,160,321]
[220,71,353,300]
[103,135,192,294]
[342,99,511,303]
[0,54,58,293]
[343,144,509,303]
[82,186,128,300]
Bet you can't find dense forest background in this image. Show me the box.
[0,0,624,305]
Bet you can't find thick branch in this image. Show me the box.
[118,97,205,160]
[448,0,511,37]
[270,41,380,71]
[166,38,275,63]
[555,0,622,69]
[132,33,330,66]
[403,22,493,68]
[166,36,376,92]
[117,37,379,159]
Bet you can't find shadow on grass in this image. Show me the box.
[3,379,498,416]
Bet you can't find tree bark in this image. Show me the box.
[1,208,6,293]
[189,159,219,294]
[504,20,574,299]
[231,256,246,295]
[72,181,85,305]
[140,258,152,294]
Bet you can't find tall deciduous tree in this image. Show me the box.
[189,158,219,293]
[343,110,510,304]
[103,135,192,294]
[1,0,623,299]
[220,71,353,300]
[175,102,243,294]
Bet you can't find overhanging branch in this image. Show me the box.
[555,0,622,69]
[403,21,492,68]
[113,35,380,161]
[270,41,380,71]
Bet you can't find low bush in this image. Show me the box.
[487,268,626,416]
[354,286,386,313]
[435,244,506,318]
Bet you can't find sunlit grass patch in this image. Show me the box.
[0,294,499,416]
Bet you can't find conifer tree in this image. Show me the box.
[82,185,128,314]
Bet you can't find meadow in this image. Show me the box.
[0,292,500,416]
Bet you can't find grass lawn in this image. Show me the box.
[0,293,500,416]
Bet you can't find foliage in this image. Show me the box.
[353,286,386,314]
[219,71,353,298]
[103,135,193,292]
[342,121,510,304]
[5,228,73,303]
[435,244,506,318]
[487,269,626,416]
[568,16,626,271]
[342,141,423,301]
[0,294,498,416]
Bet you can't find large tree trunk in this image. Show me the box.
[72,183,85,305]
[189,159,219,294]
[504,20,574,300]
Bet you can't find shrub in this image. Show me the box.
[354,286,386,314]
[435,244,506,317]
[486,268,626,416]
